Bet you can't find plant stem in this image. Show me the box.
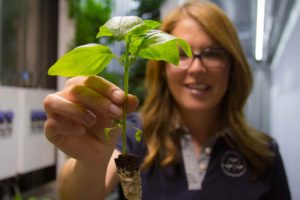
[122,63,129,154]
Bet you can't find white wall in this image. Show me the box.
[270,1,300,199]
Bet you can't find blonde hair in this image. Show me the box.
[140,0,273,177]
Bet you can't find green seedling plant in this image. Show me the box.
[49,16,191,200]
[48,16,191,155]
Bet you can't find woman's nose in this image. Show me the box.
[188,56,207,73]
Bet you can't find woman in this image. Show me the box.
[44,1,291,199]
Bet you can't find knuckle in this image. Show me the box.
[84,75,98,85]
[64,77,73,86]
[67,84,85,95]
[64,76,85,87]
[44,118,56,132]
[43,94,56,111]
[44,120,58,141]
[44,118,67,145]
[85,75,118,94]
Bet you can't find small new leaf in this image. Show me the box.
[112,119,123,128]
[133,127,142,142]
[96,16,161,46]
[104,128,111,141]
[96,16,145,40]
[104,127,119,141]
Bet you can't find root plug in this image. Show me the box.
[115,154,141,200]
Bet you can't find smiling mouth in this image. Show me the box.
[186,84,210,90]
[185,84,211,95]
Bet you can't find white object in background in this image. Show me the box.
[17,88,56,174]
[0,86,20,180]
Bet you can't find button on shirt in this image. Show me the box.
[116,113,291,200]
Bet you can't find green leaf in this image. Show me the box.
[96,16,145,40]
[138,30,192,65]
[124,20,161,55]
[104,120,123,141]
[133,127,142,142]
[104,127,112,141]
[96,17,163,57]
[140,40,179,64]
[48,44,114,77]
[96,26,114,38]
[144,20,161,29]
[112,119,123,128]
[124,19,160,41]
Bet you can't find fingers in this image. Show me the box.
[44,76,139,139]
[62,76,139,117]
[127,94,139,113]
[84,76,125,104]
[44,76,140,164]
[44,113,87,144]
[65,76,125,104]
[44,94,97,127]
[59,86,124,119]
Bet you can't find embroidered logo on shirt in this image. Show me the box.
[221,150,247,177]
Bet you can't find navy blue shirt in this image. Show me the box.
[116,113,291,200]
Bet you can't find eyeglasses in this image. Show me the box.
[177,47,231,69]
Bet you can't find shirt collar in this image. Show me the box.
[177,126,230,152]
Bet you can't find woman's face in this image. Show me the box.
[166,17,231,114]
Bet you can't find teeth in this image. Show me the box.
[187,84,208,90]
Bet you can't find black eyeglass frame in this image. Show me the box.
[178,47,232,69]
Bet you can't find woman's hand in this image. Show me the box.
[44,76,138,166]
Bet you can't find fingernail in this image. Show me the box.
[110,104,121,117]
[84,110,96,126]
[112,90,123,102]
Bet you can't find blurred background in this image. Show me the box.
[0,0,299,199]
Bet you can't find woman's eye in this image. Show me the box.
[179,51,189,59]
[205,52,220,58]
[204,51,226,60]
